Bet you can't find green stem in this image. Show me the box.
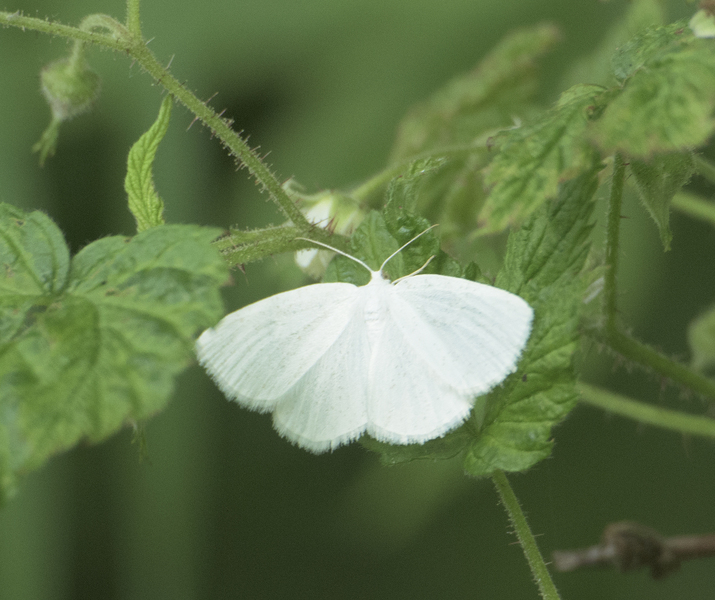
[603,153,625,333]
[0,11,310,230]
[492,470,561,600]
[672,191,715,228]
[0,11,126,49]
[589,327,715,401]
[694,154,715,186]
[128,46,309,227]
[579,382,715,439]
[126,0,142,37]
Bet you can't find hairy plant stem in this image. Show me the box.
[603,152,625,333]
[592,150,715,415]
[579,382,715,440]
[594,328,715,401]
[0,10,311,232]
[126,0,142,37]
[491,470,561,600]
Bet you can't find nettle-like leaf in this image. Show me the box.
[559,0,666,89]
[464,166,598,477]
[480,84,603,233]
[324,176,461,288]
[688,304,715,374]
[388,24,560,236]
[629,151,695,250]
[0,204,227,502]
[125,95,172,232]
[592,21,715,156]
[362,165,598,471]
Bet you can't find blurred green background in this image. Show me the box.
[2,1,715,598]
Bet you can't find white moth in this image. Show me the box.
[196,232,534,453]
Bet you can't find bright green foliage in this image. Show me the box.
[358,166,597,472]
[629,151,694,250]
[388,24,560,236]
[688,304,715,373]
[592,22,715,156]
[126,96,172,232]
[325,170,462,288]
[0,204,228,501]
[481,84,602,233]
[464,166,598,477]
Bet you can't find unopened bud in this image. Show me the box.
[40,56,101,121]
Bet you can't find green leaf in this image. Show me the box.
[611,21,686,81]
[592,23,715,156]
[629,151,695,250]
[464,165,599,477]
[480,84,603,233]
[390,23,560,161]
[324,171,466,289]
[0,204,228,502]
[560,0,666,88]
[688,304,715,374]
[354,167,598,469]
[125,96,172,232]
[388,24,560,237]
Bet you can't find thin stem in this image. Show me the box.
[129,46,309,228]
[694,154,715,186]
[553,520,715,579]
[586,327,715,401]
[492,470,561,600]
[0,11,310,230]
[578,382,715,440]
[0,11,126,49]
[126,0,142,38]
[672,191,715,227]
[603,152,626,333]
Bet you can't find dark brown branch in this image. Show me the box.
[552,521,715,579]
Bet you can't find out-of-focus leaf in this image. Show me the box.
[592,22,715,156]
[560,0,666,88]
[387,24,560,237]
[390,23,560,161]
[629,151,695,250]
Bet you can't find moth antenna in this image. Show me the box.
[392,255,436,284]
[379,224,439,273]
[295,237,372,273]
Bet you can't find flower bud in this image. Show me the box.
[285,181,364,277]
[40,56,101,122]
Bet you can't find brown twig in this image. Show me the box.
[552,521,715,579]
